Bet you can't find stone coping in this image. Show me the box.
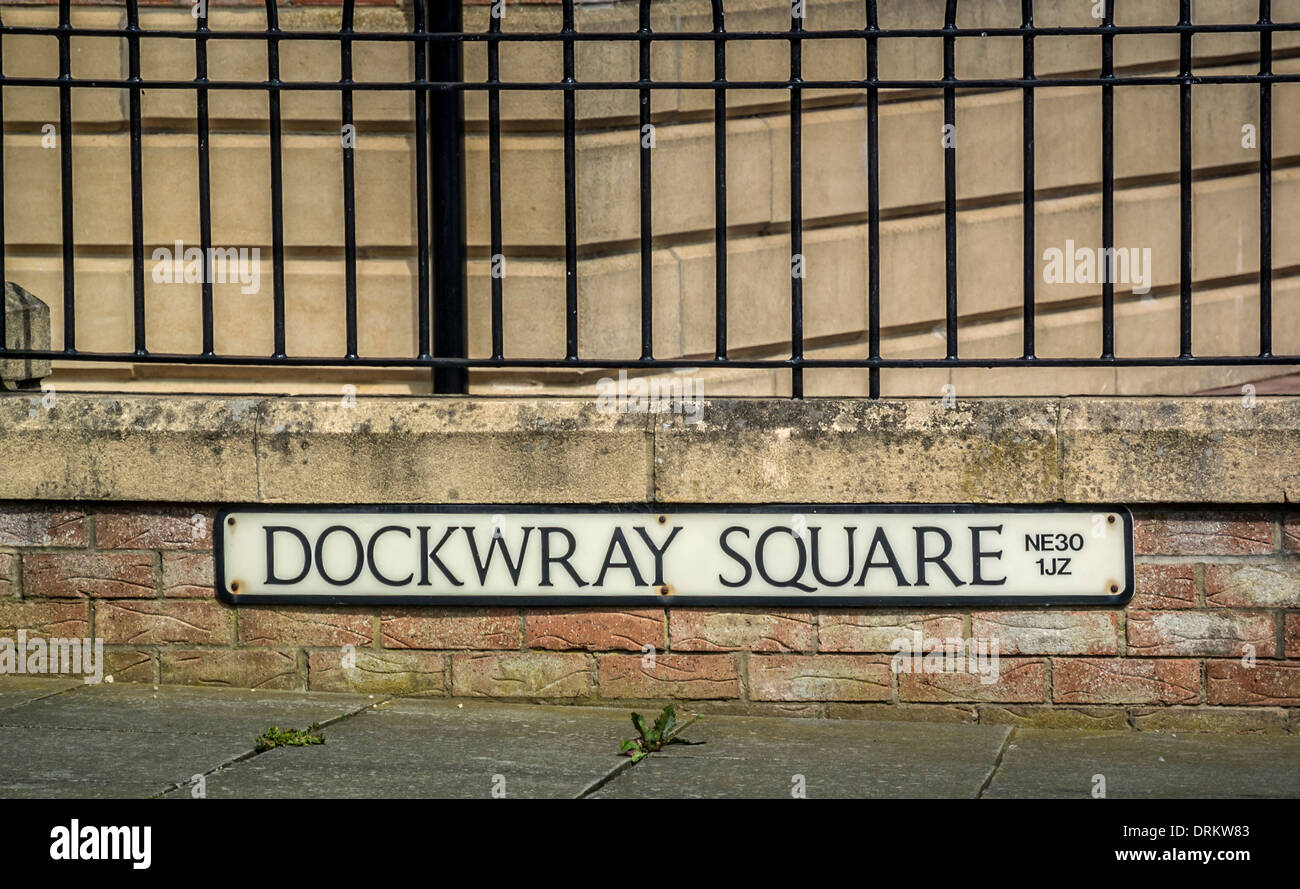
[0,393,1295,504]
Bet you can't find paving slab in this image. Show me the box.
[0,677,80,712]
[984,729,1300,799]
[0,683,372,735]
[165,698,631,799]
[0,725,259,799]
[0,680,374,798]
[591,716,1012,799]
[4,679,1300,799]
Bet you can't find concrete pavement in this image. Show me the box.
[0,678,1296,799]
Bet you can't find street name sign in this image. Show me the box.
[216,505,1133,606]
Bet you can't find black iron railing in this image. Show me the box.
[0,0,1296,397]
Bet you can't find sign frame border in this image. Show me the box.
[213,503,1135,607]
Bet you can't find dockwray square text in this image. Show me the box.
[217,507,1132,606]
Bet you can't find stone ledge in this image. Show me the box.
[0,393,1296,504]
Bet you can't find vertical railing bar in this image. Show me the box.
[1100,0,1114,359]
[943,0,958,360]
[867,0,880,397]
[341,0,358,360]
[127,0,145,355]
[1021,0,1035,360]
[487,3,504,362]
[562,0,578,361]
[430,0,469,392]
[414,1,431,360]
[196,1,214,356]
[265,0,286,358]
[58,0,74,352]
[638,0,653,361]
[1179,0,1193,358]
[0,6,6,355]
[1259,0,1273,357]
[789,3,803,399]
[713,0,727,362]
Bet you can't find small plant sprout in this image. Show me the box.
[619,704,700,763]
[255,723,325,752]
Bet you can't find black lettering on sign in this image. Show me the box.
[314,525,365,586]
[1025,532,1085,552]
[719,526,752,587]
[913,526,965,588]
[367,525,413,587]
[537,527,588,588]
[220,507,1132,606]
[264,526,312,585]
[418,526,464,587]
[809,526,856,587]
[970,525,1006,586]
[754,526,815,593]
[462,525,532,585]
[595,527,645,587]
[854,526,910,587]
[634,525,682,587]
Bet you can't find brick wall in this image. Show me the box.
[3,501,1297,732]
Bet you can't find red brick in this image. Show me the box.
[596,653,739,699]
[1130,706,1289,734]
[0,554,14,598]
[161,552,214,598]
[162,649,300,690]
[701,701,825,719]
[239,607,372,647]
[0,508,86,548]
[1134,514,1272,555]
[104,649,154,684]
[1127,610,1276,656]
[1284,515,1300,552]
[1208,660,1300,705]
[22,552,156,599]
[1286,613,1300,658]
[526,609,662,651]
[96,600,231,645]
[30,644,148,683]
[670,609,814,652]
[979,705,1130,730]
[972,611,1118,655]
[9,638,99,680]
[749,654,891,702]
[96,508,212,550]
[0,600,89,637]
[829,702,979,724]
[380,608,518,649]
[1131,563,1197,609]
[1053,658,1200,705]
[817,611,962,653]
[1205,561,1300,607]
[451,651,593,698]
[898,658,1046,703]
[308,649,445,695]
